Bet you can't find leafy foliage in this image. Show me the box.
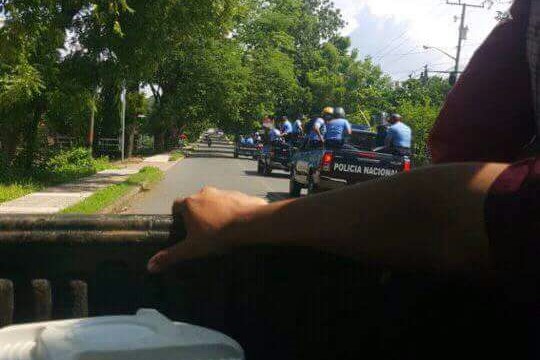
[46,147,102,182]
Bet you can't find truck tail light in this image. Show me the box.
[403,159,411,172]
[321,151,333,172]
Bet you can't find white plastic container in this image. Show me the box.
[0,309,244,360]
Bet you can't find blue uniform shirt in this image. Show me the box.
[308,118,326,141]
[386,122,412,148]
[245,137,254,145]
[292,119,303,134]
[281,120,293,134]
[269,128,282,142]
[324,118,352,141]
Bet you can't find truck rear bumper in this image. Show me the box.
[319,176,347,190]
[271,162,290,171]
[238,151,256,156]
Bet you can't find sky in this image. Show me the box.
[332,0,513,80]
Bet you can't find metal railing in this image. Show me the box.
[0,214,518,360]
[0,215,179,326]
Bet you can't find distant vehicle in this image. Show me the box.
[234,140,263,159]
[205,134,212,147]
[288,125,411,197]
[257,141,294,176]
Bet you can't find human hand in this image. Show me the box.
[147,187,268,273]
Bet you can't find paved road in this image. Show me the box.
[123,139,290,214]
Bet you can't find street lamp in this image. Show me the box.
[422,45,456,61]
[423,45,461,85]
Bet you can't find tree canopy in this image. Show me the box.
[0,0,451,168]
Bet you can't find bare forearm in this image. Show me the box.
[224,163,508,271]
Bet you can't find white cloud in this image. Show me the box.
[333,0,512,79]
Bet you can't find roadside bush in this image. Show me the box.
[45,148,111,183]
[0,147,112,204]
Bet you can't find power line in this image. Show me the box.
[373,1,448,62]
[371,29,409,58]
[384,50,429,57]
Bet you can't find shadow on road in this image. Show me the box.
[244,170,289,179]
[266,191,291,202]
[187,149,257,160]
[192,149,234,155]
[187,153,235,159]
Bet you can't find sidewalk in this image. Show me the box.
[0,153,177,214]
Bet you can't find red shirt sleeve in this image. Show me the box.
[429,0,535,164]
[485,157,540,274]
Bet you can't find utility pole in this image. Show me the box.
[446,0,488,84]
[421,65,429,84]
[120,84,127,162]
[87,86,98,152]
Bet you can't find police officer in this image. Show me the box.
[269,126,282,145]
[292,115,304,136]
[385,113,412,156]
[254,131,262,144]
[324,107,352,148]
[375,112,389,148]
[279,116,293,142]
[306,107,332,148]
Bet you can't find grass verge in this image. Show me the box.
[169,150,185,162]
[61,167,164,214]
[0,182,42,204]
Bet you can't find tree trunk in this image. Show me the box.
[0,128,20,166]
[88,105,95,149]
[23,111,42,172]
[127,124,137,159]
[157,131,166,152]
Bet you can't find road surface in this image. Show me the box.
[123,138,290,214]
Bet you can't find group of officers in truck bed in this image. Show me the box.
[244,107,412,156]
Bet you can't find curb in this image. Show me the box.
[99,172,167,214]
[101,152,186,214]
[168,155,185,163]
[99,185,143,214]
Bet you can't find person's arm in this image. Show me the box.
[314,123,324,142]
[148,163,508,274]
[345,121,352,135]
